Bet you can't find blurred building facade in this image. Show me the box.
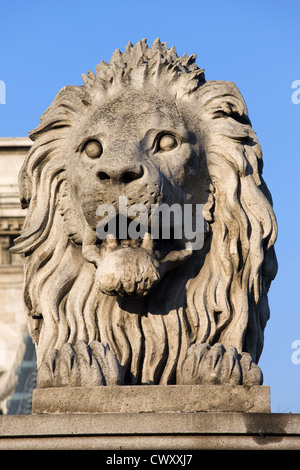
[0,137,36,414]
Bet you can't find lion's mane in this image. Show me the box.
[13,39,277,385]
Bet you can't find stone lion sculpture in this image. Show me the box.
[12,39,277,388]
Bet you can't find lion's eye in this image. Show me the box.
[84,140,103,158]
[158,134,177,152]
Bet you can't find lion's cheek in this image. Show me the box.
[95,248,161,297]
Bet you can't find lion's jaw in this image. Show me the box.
[94,244,161,297]
[81,204,198,297]
[67,91,207,298]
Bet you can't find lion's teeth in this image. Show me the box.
[141,232,154,252]
[106,234,118,250]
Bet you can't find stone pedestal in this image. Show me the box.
[32,385,271,414]
[0,384,299,450]
[1,411,300,450]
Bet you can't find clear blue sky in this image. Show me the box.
[1,0,299,412]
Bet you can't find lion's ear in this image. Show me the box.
[29,85,86,141]
[196,80,251,125]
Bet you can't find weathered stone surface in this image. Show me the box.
[32,385,270,414]
[11,39,277,401]
[0,412,300,450]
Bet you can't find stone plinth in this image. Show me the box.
[32,385,270,414]
[0,412,300,450]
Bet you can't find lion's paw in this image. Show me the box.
[179,343,262,386]
[37,340,124,388]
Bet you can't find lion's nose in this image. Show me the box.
[96,163,144,184]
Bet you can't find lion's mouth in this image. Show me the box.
[99,215,186,260]
[97,234,192,298]
[82,217,193,298]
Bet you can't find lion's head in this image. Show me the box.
[13,39,277,386]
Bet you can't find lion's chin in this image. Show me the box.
[92,232,193,298]
[95,246,161,298]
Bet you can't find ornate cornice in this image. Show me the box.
[0,217,24,235]
[0,137,32,148]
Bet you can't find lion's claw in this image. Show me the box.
[239,352,263,385]
[37,340,124,388]
[179,343,262,385]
